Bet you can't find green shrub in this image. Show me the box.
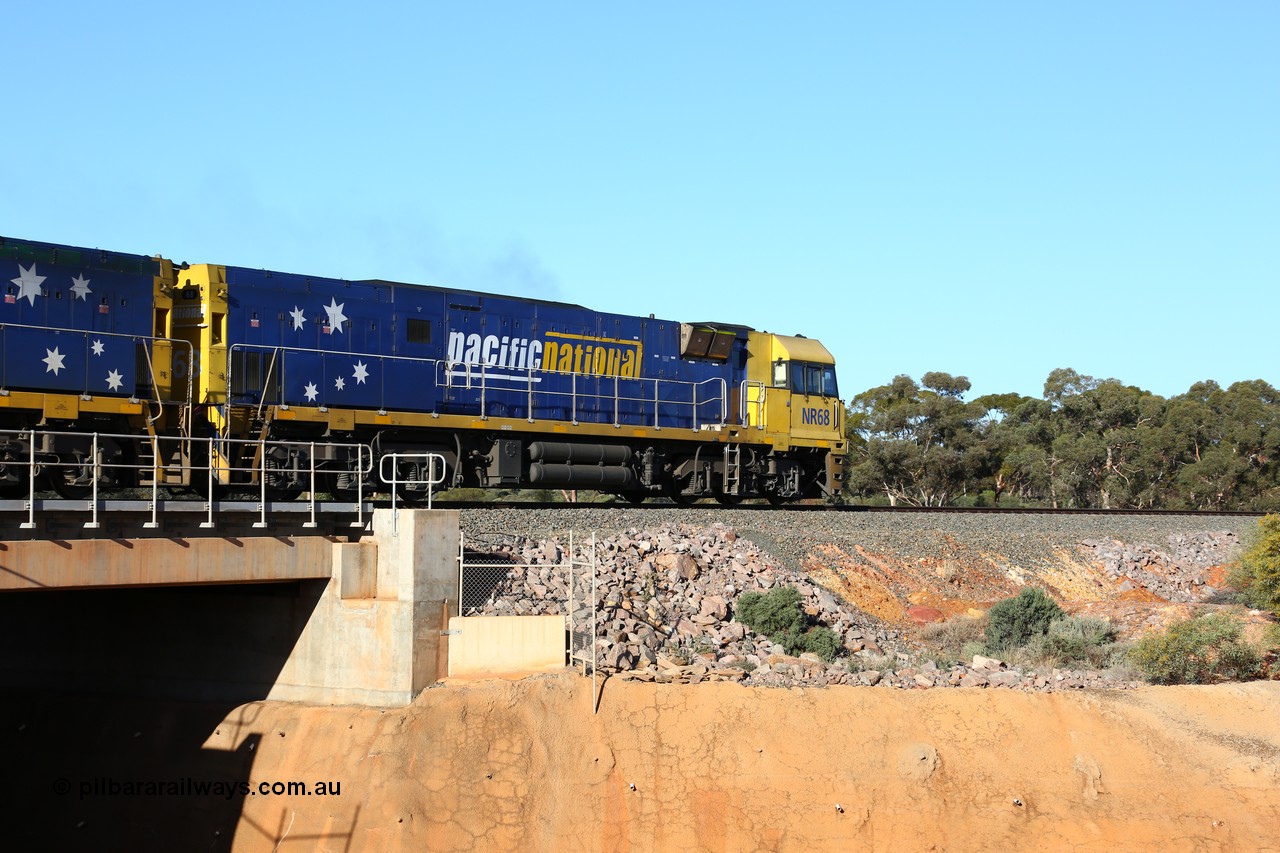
[985,588,1064,652]
[736,587,805,637]
[1129,612,1261,684]
[793,626,841,661]
[735,586,839,662]
[1228,514,1280,615]
[1036,616,1118,666]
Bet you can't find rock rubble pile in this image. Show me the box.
[465,523,1140,691]
[1080,531,1238,602]
[467,523,906,676]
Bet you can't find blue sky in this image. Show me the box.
[4,2,1276,402]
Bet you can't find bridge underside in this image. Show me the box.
[0,509,459,707]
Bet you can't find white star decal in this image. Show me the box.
[303,382,319,402]
[289,305,306,331]
[91,339,105,356]
[12,263,46,306]
[105,369,124,391]
[43,347,66,375]
[322,298,347,334]
[334,376,346,391]
[71,274,92,301]
[352,360,369,384]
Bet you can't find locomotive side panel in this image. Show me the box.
[0,237,159,402]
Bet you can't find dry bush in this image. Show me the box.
[917,615,988,665]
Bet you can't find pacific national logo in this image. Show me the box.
[540,331,641,378]
[447,328,642,381]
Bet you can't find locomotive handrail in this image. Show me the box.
[440,359,728,432]
[137,339,164,424]
[739,380,767,430]
[0,323,194,411]
[0,426,371,530]
[223,343,728,434]
[226,342,439,413]
[692,377,729,429]
[254,347,282,422]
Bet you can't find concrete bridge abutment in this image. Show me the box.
[274,508,460,706]
[0,509,460,708]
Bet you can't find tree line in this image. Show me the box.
[843,368,1280,511]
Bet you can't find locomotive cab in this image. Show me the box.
[742,331,845,499]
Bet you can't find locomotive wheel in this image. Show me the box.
[622,491,648,505]
[264,485,304,502]
[0,480,29,499]
[260,451,303,501]
[48,469,95,500]
[42,451,99,499]
[664,476,696,506]
[322,470,366,503]
[0,469,30,499]
[388,485,429,506]
[765,491,791,507]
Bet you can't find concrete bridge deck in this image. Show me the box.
[0,508,461,707]
[0,535,338,590]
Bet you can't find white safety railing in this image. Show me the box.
[0,427,371,531]
[379,451,447,534]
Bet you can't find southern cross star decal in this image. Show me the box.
[334,376,346,391]
[12,263,45,306]
[43,347,66,375]
[105,369,124,391]
[303,382,319,402]
[91,339,105,356]
[352,360,369,384]
[290,305,306,331]
[71,274,92,300]
[322,298,347,333]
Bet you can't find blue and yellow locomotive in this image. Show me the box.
[0,235,845,503]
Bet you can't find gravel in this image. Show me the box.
[460,507,1259,578]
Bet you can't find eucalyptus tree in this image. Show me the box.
[846,372,989,506]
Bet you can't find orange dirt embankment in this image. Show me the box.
[218,673,1280,852]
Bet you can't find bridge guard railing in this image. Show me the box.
[0,427,373,531]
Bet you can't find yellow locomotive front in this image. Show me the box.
[742,332,845,500]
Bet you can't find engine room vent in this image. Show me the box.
[679,323,735,360]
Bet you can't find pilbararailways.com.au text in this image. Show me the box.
[54,777,342,801]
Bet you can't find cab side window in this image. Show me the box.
[821,366,839,398]
[790,364,806,393]
[773,360,790,388]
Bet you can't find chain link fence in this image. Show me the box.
[457,530,599,678]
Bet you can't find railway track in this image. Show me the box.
[438,499,1267,518]
[0,494,1263,543]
